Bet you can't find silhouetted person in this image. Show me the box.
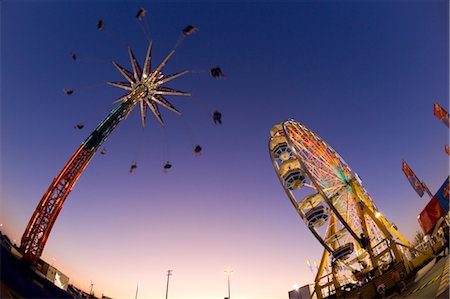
[129,162,137,173]
[136,8,146,20]
[97,19,104,30]
[210,67,224,78]
[194,145,202,157]
[213,110,222,124]
[360,233,370,249]
[182,25,198,36]
[376,282,386,298]
[163,161,172,173]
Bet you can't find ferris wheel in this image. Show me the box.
[269,119,412,298]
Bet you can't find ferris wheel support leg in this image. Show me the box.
[353,192,382,277]
[326,215,344,297]
[331,263,342,298]
[349,179,410,271]
[314,249,329,299]
[350,179,410,247]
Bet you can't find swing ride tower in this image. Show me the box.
[269,119,413,299]
[20,42,191,265]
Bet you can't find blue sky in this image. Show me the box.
[1,1,448,298]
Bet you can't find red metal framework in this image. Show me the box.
[20,101,132,264]
[20,42,190,265]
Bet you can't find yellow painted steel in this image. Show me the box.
[314,249,329,299]
[349,178,410,246]
[349,178,411,273]
[351,186,382,277]
[269,121,417,298]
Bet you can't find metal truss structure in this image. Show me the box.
[269,119,413,298]
[20,42,190,264]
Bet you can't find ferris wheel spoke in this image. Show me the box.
[294,141,343,178]
[302,157,334,176]
[289,134,333,168]
[322,183,346,193]
[288,126,331,162]
[297,146,341,179]
[303,163,343,188]
[306,171,337,190]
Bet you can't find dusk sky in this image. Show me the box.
[1,1,448,298]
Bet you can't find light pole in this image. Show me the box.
[224,269,234,299]
[165,270,173,299]
[135,281,140,299]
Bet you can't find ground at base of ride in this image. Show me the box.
[386,249,449,299]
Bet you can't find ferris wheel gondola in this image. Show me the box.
[269,119,412,299]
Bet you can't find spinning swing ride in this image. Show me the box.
[269,119,413,298]
[20,40,191,265]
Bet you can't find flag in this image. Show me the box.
[433,102,450,128]
[402,160,424,197]
[421,180,433,197]
[418,196,446,234]
[435,176,449,212]
[445,144,450,156]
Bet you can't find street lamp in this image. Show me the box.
[224,269,234,299]
[165,270,173,299]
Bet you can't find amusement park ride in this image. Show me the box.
[269,120,415,299]
[20,42,190,265]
